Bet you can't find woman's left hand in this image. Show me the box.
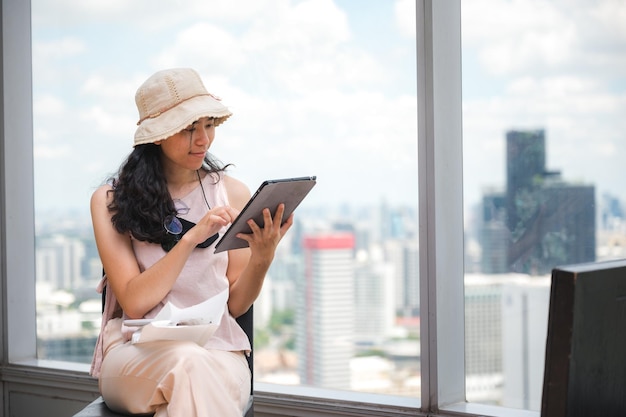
[235,203,293,261]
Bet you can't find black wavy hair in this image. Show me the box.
[107,143,231,243]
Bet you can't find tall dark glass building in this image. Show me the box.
[505,130,547,234]
[481,129,596,274]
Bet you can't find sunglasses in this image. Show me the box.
[161,199,218,252]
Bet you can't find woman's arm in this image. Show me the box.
[223,176,294,317]
[91,184,229,318]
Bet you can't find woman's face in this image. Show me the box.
[157,117,216,171]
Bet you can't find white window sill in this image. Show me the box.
[6,361,539,417]
[443,402,539,417]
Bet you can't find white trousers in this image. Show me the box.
[99,318,251,417]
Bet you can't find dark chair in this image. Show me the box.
[73,283,254,417]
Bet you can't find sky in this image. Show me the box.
[461,0,626,213]
[31,0,418,216]
[31,0,626,221]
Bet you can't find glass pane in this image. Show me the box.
[462,0,626,411]
[32,0,419,399]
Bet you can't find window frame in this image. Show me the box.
[417,0,465,409]
[2,0,38,363]
[0,0,541,416]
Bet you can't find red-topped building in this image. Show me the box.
[296,233,355,390]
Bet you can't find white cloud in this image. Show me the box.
[34,144,71,159]
[395,0,416,37]
[462,0,566,42]
[33,37,86,61]
[243,0,350,49]
[479,28,576,76]
[33,95,66,117]
[28,0,625,212]
[232,0,373,94]
[463,0,626,78]
[591,0,626,39]
[80,106,136,137]
[460,0,626,207]
[30,0,419,210]
[151,23,245,72]
[32,0,311,33]
[81,75,138,99]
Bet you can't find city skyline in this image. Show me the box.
[34,185,626,408]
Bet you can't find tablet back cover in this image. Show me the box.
[214,176,316,253]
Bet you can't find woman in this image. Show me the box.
[89,68,292,416]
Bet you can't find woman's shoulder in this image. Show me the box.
[90,183,114,208]
[222,175,251,211]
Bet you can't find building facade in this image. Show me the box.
[297,233,356,389]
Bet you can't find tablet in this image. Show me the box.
[214,176,317,253]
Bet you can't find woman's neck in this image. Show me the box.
[166,169,201,199]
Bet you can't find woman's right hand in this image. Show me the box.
[182,205,239,246]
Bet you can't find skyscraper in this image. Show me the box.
[464,273,551,409]
[354,254,395,344]
[385,239,419,317]
[508,181,596,273]
[480,129,597,274]
[480,192,509,274]
[506,130,547,234]
[296,233,355,389]
[36,234,86,291]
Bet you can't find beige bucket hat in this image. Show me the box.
[134,68,232,146]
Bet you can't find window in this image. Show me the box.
[31,0,419,404]
[11,1,622,416]
[462,0,626,413]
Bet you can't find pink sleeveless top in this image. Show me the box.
[125,172,250,351]
[90,172,250,378]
